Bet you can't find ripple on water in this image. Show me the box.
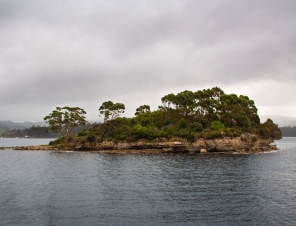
[0,138,296,225]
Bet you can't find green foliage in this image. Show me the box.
[77,128,97,138]
[86,134,96,143]
[135,105,150,116]
[158,86,260,130]
[99,101,125,122]
[189,122,203,132]
[179,118,187,129]
[201,129,225,139]
[210,121,225,130]
[62,87,281,144]
[157,125,177,139]
[260,127,271,139]
[132,124,157,140]
[44,106,87,136]
[49,136,66,145]
[1,126,59,138]
[78,129,89,137]
[259,118,282,139]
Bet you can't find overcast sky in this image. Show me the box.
[1,0,296,122]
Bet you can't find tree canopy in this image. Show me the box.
[44,106,87,136]
[48,87,282,145]
[87,87,281,142]
[99,101,125,122]
[135,105,150,115]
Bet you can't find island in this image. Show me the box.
[12,87,283,153]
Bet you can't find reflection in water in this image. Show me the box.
[0,138,295,225]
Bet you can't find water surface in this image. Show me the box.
[0,138,54,147]
[0,138,295,225]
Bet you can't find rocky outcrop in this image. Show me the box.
[74,133,277,153]
[3,134,277,153]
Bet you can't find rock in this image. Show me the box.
[4,133,278,154]
[200,148,207,153]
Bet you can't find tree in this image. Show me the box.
[99,101,125,122]
[260,118,282,139]
[194,87,224,121]
[135,105,150,115]
[44,106,87,136]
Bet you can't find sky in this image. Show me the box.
[1,0,296,122]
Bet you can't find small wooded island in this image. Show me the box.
[17,87,282,153]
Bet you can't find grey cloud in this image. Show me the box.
[1,0,296,121]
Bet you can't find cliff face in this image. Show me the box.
[8,133,276,153]
[75,133,276,153]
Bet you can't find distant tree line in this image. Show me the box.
[1,124,95,138]
[0,120,45,131]
[1,126,58,138]
[280,126,296,137]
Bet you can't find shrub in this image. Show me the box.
[78,129,89,137]
[190,122,203,132]
[201,130,224,139]
[210,121,225,130]
[132,124,156,140]
[49,136,66,145]
[87,134,96,143]
[117,132,126,141]
[179,118,187,129]
[157,125,177,139]
[66,135,75,142]
[260,127,270,139]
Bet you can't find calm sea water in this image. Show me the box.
[0,138,296,225]
[0,138,55,147]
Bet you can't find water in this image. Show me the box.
[0,138,55,147]
[0,138,296,225]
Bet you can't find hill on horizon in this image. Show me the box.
[0,120,46,132]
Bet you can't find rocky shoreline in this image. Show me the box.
[0,134,278,154]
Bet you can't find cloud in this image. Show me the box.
[1,0,296,121]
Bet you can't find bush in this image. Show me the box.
[196,117,210,129]
[49,136,66,145]
[117,132,126,141]
[87,134,96,143]
[190,122,203,132]
[176,128,189,139]
[201,130,224,139]
[78,129,89,137]
[157,125,177,139]
[210,121,225,130]
[260,127,270,139]
[179,118,187,129]
[132,124,156,140]
[236,116,251,128]
[114,125,132,142]
[66,135,75,142]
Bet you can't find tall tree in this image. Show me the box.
[44,106,87,136]
[99,101,125,122]
[135,105,150,115]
